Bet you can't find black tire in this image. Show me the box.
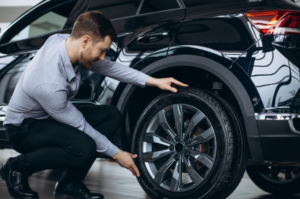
[131,87,248,199]
[247,165,300,195]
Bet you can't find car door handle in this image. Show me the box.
[137,32,169,43]
[29,54,35,60]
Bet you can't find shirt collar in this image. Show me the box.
[60,37,76,82]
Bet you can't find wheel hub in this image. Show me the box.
[175,143,185,154]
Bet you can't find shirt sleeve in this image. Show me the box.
[90,59,149,87]
[31,83,119,157]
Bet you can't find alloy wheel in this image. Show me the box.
[142,104,217,192]
[259,166,300,184]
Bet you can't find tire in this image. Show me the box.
[247,165,300,195]
[131,87,248,199]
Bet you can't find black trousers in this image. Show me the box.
[5,104,122,182]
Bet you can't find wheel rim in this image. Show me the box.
[142,104,217,192]
[259,166,300,184]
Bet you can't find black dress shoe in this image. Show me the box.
[53,179,104,199]
[0,158,39,199]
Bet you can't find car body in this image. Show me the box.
[1,0,300,198]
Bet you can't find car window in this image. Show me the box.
[0,54,31,105]
[140,0,180,14]
[182,0,243,6]
[9,1,76,43]
[88,0,141,20]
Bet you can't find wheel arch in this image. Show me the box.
[116,54,264,162]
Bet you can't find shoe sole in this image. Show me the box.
[53,192,81,199]
[53,192,104,199]
[0,165,39,199]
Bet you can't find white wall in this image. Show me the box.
[0,0,42,33]
[0,0,42,7]
[0,23,9,34]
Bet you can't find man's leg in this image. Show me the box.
[9,119,97,179]
[60,104,122,182]
[1,119,99,199]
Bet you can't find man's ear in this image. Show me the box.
[81,35,92,49]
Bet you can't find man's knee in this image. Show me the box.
[65,136,96,165]
[108,105,122,125]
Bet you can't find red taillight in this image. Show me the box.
[245,10,300,36]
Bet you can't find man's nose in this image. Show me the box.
[99,54,105,61]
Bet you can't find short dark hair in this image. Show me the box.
[70,11,117,43]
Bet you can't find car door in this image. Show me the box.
[87,0,185,148]
[116,0,185,148]
[85,0,143,106]
[0,0,80,148]
[87,0,185,105]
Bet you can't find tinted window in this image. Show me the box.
[183,0,244,6]
[88,0,141,20]
[9,1,76,43]
[140,0,180,14]
[0,54,29,105]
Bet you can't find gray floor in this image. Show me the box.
[0,149,299,199]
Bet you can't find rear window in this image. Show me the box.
[140,0,180,14]
[183,0,248,6]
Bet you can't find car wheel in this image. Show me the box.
[131,88,248,199]
[247,165,300,195]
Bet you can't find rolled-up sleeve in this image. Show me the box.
[32,83,119,157]
[91,59,149,87]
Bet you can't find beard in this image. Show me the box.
[79,47,98,70]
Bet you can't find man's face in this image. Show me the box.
[79,35,112,70]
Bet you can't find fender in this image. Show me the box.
[117,54,264,162]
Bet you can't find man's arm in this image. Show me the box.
[91,59,189,93]
[90,59,149,87]
[31,83,119,157]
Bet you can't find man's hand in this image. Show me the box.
[112,149,140,177]
[146,76,188,93]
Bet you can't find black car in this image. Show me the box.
[1,0,300,198]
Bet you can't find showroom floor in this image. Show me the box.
[0,149,300,199]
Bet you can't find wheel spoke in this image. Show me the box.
[271,167,280,179]
[144,133,174,146]
[183,111,206,140]
[158,109,176,142]
[173,104,184,140]
[188,149,214,169]
[186,126,214,146]
[183,155,203,184]
[170,155,183,191]
[154,153,176,185]
[143,149,174,163]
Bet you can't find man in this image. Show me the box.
[0,11,188,199]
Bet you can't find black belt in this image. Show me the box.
[4,119,28,131]
[4,124,21,132]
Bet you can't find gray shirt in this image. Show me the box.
[3,34,149,157]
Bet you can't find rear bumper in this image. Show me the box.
[256,113,300,161]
